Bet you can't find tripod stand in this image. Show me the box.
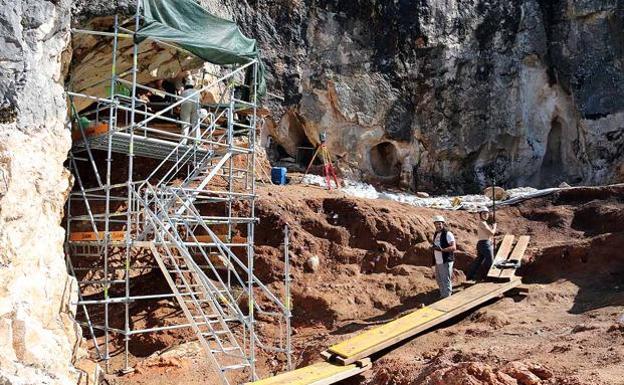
[301,133,340,190]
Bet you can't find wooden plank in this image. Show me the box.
[498,235,530,280]
[430,279,520,315]
[486,234,515,279]
[69,231,125,241]
[430,281,511,312]
[72,122,109,141]
[191,234,247,243]
[237,107,272,118]
[327,278,521,365]
[244,360,370,385]
[328,307,445,359]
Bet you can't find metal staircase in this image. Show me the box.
[127,124,257,382]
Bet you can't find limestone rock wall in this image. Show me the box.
[0,1,83,384]
[232,0,624,192]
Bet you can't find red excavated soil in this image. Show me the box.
[101,183,624,385]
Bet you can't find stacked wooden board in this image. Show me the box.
[487,234,530,281]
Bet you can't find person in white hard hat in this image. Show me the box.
[432,215,456,298]
[467,206,497,281]
[179,77,199,145]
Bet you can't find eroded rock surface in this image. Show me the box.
[232,0,624,192]
[0,1,81,384]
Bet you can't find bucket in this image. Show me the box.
[271,167,287,185]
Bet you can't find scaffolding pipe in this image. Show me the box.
[122,5,141,369]
[284,225,292,371]
[100,14,120,371]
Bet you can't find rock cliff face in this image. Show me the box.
[232,0,624,192]
[0,1,82,384]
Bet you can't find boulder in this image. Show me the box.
[0,1,85,384]
[483,186,508,201]
[305,255,320,273]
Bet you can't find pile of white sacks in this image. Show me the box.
[301,175,561,211]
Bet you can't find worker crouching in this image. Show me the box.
[432,215,456,298]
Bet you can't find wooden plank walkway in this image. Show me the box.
[244,360,371,385]
[325,277,521,365]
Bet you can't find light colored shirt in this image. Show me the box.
[477,221,497,241]
[434,231,455,265]
[180,88,199,119]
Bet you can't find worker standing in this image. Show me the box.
[467,207,497,281]
[432,215,456,298]
[179,77,199,145]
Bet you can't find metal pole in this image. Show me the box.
[491,177,497,250]
[101,13,120,372]
[122,2,141,371]
[249,60,259,380]
[65,155,103,359]
[226,163,233,290]
[284,225,292,371]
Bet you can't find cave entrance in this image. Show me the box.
[275,110,317,167]
[370,142,401,178]
[540,117,563,186]
[296,134,318,167]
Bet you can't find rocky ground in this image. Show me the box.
[93,183,624,385]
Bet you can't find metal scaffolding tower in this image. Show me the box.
[64,5,291,384]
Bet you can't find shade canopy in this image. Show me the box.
[137,0,265,95]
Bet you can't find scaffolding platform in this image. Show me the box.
[65,3,292,382]
[73,130,212,160]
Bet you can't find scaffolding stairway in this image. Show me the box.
[147,239,252,380]
[127,119,256,383]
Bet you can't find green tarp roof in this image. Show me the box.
[137,0,265,95]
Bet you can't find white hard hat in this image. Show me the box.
[198,108,209,119]
[432,215,446,223]
[477,207,489,213]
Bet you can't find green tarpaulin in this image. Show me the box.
[137,0,265,95]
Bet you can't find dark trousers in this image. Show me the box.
[467,240,493,280]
